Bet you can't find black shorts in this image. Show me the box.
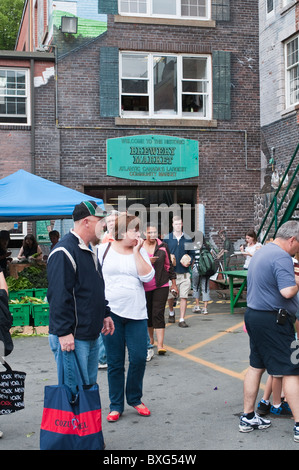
[245,307,299,376]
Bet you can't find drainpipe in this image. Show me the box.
[30,58,35,174]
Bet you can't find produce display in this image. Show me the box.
[9,296,47,305]
[6,265,48,291]
[7,265,49,327]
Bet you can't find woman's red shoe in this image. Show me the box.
[134,403,151,416]
[107,411,121,422]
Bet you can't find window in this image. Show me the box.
[286,35,299,107]
[120,52,211,119]
[119,0,210,20]
[266,0,274,13]
[0,69,29,124]
[0,221,28,240]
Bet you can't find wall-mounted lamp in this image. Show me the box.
[60,16,78,34]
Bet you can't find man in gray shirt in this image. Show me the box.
[239,221,299,442]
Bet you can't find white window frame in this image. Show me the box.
[0,221,28,241]
[0,68,30,126]
[285,34,299,108]
[120,52,212,120]
[118,0,211,21]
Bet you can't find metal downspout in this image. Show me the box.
[30,58,35,174]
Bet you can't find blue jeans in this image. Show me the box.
[98,334,107,364]
[49,334,100,396]
[103,313,147,414]
[147,332,153,350]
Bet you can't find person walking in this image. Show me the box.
[192,236,212,315]
[164,216,194,327]
[143,224,178,355]
[239,221,299,442]
[102,210,120,243]
[47,200,114,396]
[98,214,154,422]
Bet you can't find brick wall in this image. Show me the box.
[0,129,31,176]
[1,1,261,244]
[39,0,260,241]
[259,0,299,170]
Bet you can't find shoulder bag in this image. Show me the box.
[40,349,104,450]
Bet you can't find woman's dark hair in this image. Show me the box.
[245,229,257,243]
[23,234,38,250]
[114,214,140,241]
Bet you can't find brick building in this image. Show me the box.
[0,0,262,247]
[259,0,299,180]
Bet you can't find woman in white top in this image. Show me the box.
[240,229,262,269]
[98,214,154,422]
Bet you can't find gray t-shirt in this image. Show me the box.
[247,242,298,316]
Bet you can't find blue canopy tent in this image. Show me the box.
[0,170,104,221]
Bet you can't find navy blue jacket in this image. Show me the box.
[47,231,111,340]
[164,232,195,274]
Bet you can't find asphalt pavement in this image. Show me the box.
[0,290,298,454]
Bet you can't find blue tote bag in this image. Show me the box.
[40,350,104,450]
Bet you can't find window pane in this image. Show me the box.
[267,0,273,13]
[7,97,16,114]
[120,1,129,12]
[289,65,299,105]
[122,79,148,94]
[153,56,177,114]
[152,0,176,15]
[183,57,207,79]
[182,80,207,93]
[16,98,26,115]
[287,38,298,68]
[16,72,26,93]
[122,54,148,78]
[120,0,146,13]
[182,94,204,112]
[181,0,206,17]
[121,95,149,112]
[0,70,6,93]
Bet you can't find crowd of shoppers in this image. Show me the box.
[2,200,299,446]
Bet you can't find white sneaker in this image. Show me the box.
[239,413,271,433]
[192,306,201,313]
[0,431,3,438]
[146,349,154,362]
[98,363,108,369]
[202,308,208,315]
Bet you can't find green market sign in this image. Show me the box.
[106,135,199,182]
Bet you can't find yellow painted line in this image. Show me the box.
[183,321,244,354]
[163,323,266,390]
[163,344,245,380]
[164,308,267,389]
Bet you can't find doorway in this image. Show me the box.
[86,185,197,236]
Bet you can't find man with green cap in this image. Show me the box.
[47,201,114,395]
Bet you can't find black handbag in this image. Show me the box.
[0,358,26,415]
[0,289,13,357]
